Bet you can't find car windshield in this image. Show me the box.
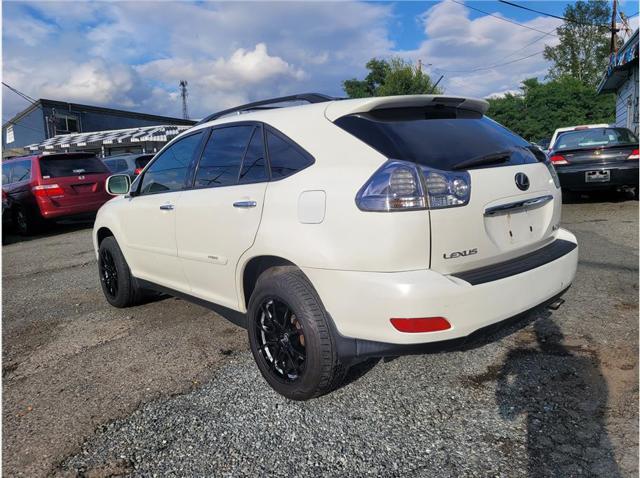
[554,128,639,151]
[39,155,109,178]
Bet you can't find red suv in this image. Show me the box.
[2,153,112,234]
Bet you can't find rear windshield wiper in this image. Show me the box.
[451,150,513,170]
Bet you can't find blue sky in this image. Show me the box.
[3,1,638,121]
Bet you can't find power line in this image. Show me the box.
[450,0,557,37]
[2,82,37,105]
[440,50,545,73]
[497,0,609,27]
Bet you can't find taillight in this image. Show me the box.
[134,168,142,175]
[32,184,64,197]
[628,149,639,160]
[549,154,569,165]
[390,317,451,333]
[355,160,471,212]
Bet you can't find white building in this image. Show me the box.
[597,29,639,135]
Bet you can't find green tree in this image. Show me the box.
[543,0,612,86]
[343,58,442,98]
[487,77,615,141]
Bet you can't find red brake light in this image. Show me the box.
[550,154,569,165]
[32,184,64,197]
[628,149,639,160]
[390,317,451,333]
[134,168,142,175]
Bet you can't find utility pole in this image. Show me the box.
[610,0,619,55]
[179,80,189,120]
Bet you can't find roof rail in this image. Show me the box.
[196,93,336,125]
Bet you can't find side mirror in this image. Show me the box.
[106,174,131,196]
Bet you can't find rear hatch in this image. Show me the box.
[333,100,561,275]
[36,153,111,208]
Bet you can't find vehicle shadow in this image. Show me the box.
[494,317,621,477]
[2,217,95,245]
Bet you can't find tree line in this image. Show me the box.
[342,0,617,142]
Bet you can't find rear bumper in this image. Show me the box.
[302,228,578,347]
[556,162,638,190]
[37,196,110,219]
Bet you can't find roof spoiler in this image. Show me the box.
[324,95,489,121]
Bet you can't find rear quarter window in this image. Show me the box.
[39,156,108,178]
[266,130,314,180]
[335,106,538,171]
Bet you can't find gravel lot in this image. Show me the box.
[3,195,638,477]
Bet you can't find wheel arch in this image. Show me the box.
[241,255,297,308]
[96,226,115,246]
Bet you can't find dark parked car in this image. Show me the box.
[103,153,154,179]
[549,127,639,196]
[2,152,112,235]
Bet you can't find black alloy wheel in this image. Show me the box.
[247,266,346,400]
[97,236,142,308]
[99,248,119,299]
[255,298,306,381]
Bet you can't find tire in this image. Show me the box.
[98,236,142,308]
[247,267,345,400]
[13,206,43,236]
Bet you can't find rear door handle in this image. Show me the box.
[159,204,175,211]
[233,201,257,208]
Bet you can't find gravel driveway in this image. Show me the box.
[3,196,638,477]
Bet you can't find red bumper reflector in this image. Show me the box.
[390,317,451,333]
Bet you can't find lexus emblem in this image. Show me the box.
[515,173,529,191]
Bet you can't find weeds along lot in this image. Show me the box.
[2,196,638,477]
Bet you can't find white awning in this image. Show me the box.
[25,124,192,152]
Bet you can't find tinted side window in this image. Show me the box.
[140,132,203,195]
[239,127,268,184]
[11,160,32,183]
[266,131,314,180]
[195,126,253,188]
[2,163,14,185]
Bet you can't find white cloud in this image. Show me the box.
[403,0,563,98]
[2,1,394,119]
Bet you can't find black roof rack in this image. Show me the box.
[196,93,336,125]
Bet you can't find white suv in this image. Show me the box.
[94,94,578,400]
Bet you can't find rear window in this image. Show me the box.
[335,106,539,171]
[39,155,109,178]
[554,128,638,151]
[104,158,129,173]
[135,156,153,169]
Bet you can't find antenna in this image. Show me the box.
[179,80,189,120]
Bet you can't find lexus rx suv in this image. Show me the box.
[94,94,579,400]
[3,152,112,235]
